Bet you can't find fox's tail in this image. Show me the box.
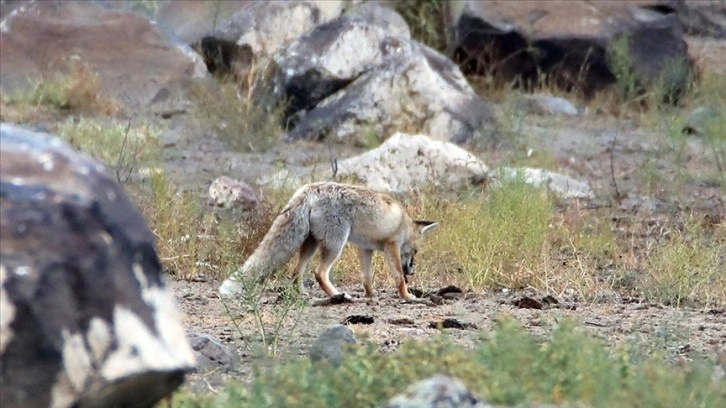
[229,188,311,284]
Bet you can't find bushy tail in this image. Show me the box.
[230,190,310,284]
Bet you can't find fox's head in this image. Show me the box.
[401,220,439,281]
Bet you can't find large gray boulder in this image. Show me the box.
[260,132,592,200]
[0,1,207,111]
[153,1,253,44]
[193,1,344,80]
[261,4,498,146]
[0,123,195,408]
[449,0,694,100]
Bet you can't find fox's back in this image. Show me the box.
[297,182,409,242]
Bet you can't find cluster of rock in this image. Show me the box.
[1,0,704,129]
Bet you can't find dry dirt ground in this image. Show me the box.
[158,37,726,394]
[174,278,726,394]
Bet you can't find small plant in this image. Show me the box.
[220,275,308,358]
[697,105,726,180]
[141,170,206,278]
[549,207,619,297]
[55,118,160,183]
[0,57,118,121]
[606,34,641,105]
[644,220,725,306]
[190,77,285,153]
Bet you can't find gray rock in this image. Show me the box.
[675,0,726,39]
[682,106,720,137]
[187,332,238,373]
[382,375,490,408]
[0,123,195,408]
[590,290,622,304]
[154,1,252,44]
[343,1,411,38]
[0,1,208,111]
[449,1,694,100]
[618,193,663,214]
[325,132,490,194]
[493,167,595,199]
[208,176,261,209]
[261,5,498,145]
[309,324,356,366]
[513,94,579,117]
[194,1,344,80]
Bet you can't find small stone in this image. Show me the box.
[382,375,490,408]
[207,176,260,209]
[187,332,238,373]
[309,324,356,366]
[514,93,580,117]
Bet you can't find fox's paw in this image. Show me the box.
[401,293,435,306]
[402,291,417,300]
[218,278,245,299]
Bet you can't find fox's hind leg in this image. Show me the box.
[357,247,374,297]
[315,244,344,296]
[292,236,318,295]
[314,232,349,297]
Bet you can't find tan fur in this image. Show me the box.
[219,182,438,299]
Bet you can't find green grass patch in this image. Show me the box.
[55,118,161,182]
[417,177,554,290]
[131,169,279,281]
[394,0,449,54]
[163,318,724,408]
[644,220,726,306]
[0,57,118,122]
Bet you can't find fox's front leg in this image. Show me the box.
[383,242,414,299]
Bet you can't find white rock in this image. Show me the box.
[493,167,594,199]
[332,133,489,193]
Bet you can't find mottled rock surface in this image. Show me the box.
[0,123,195,408]
[262,4,498,145]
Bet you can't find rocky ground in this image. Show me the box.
[1,2,724,403]
[175,278,725,394]
[161,57,725,392]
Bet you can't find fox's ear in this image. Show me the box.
[415,220,439,235]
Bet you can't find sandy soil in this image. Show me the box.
[174,276,725,393]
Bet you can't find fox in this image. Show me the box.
[218,181,438,300]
